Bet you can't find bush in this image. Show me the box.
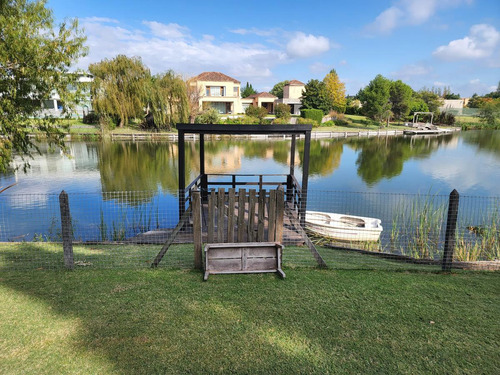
[334,119,350,126]
[82,111,99,124]
[301,108,323,125]
[296,117,318,126]
[272,117,291,124]
[245,106,268,122]
[195,108,220,124]
[321,120,334,127]
[223,116,260,125]
[274,103,291,120]
[436,112,456,126]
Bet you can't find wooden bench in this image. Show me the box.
[204,242,285,280]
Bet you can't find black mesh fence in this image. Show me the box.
[0,189,498,271]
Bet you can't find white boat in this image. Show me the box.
[305,211,383,242]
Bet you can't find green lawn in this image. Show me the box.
[0,243,498,374]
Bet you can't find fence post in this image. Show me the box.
[442,189,459,271]
[59,190,74,270]
[192,190,203,270]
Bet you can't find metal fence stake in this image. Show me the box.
[442,189,459,271]
[59,190,74,270]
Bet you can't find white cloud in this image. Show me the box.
[391,63,432,81]
[286,32,331,58]
[230,27,278,37]
[433,24,500,60]
[142,21,189,39]
[77,19,287,81]
[366,0,472,34]
[433,81,447,86]
[309,62,329,74]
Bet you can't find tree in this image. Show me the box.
[301,79,331,114]
[270,80,290,99]
[478,99,500,126]
[89,55,151,127]
[147,71,188,131]
[417,90,443,113]
[185,79,203,123]
[389,80,414,121]
[274,103,291,120]
[0,0,87,172]
[241,82,256,98]
[444,93,460,99]
[358,74,392,123]
[323,69,346,113]
[245,106,268,123]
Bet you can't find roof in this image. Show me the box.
[287,80,305,86]
[192,72,240,83]
[244,92,277,99]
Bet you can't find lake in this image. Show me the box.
[0,130,499,243]
[1,130,499,197]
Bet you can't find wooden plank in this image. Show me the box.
[257,189,266,241]
[227,188,236,242]
[268,190,277,242]
[245,258,277,271]
[151,205,191,267]
[192,190,203,270]
[248,189,256,241]
[237,188,246,242]
[275,187,285,243]
[207,189,215,243]
[217,187,225,243]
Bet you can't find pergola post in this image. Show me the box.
[200,133,208,201]
[300,130,311,226]
[178,130,186,218]
[287,135,296,203]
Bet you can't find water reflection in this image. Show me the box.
[347,134,457,186]
[461,130,500,159]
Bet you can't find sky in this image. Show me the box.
[47,0,500,97]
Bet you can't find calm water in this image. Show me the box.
[1,130,499,197]
[1,130,499,242]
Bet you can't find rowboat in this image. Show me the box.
[305,211,383,242]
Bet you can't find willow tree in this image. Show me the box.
[148,71,188,130]
[323,69,346,113]
[0,0,87,172]
[89,55,150,127]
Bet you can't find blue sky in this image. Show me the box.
[48,0,500,96]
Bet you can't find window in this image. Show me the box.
[234,86,239,97]
[206,86,225,97]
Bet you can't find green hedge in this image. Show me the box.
[301,109,323,125]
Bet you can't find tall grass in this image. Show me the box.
[455,207,500,261]
[391,194,447,259]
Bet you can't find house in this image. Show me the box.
[275,80,305,115]
[439,98,470,116]
[190,72,243,114]
[242,92,278,113]
[40,74,93,118]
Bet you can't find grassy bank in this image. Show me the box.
[0,244,499,374]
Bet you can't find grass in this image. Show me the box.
[0,243,499,374]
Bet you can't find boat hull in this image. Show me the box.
[305,211,383,242]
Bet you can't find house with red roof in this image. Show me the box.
[190,72,243,114]
[275,80,305,115]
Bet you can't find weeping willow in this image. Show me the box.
[89,55,150,127]
[148,71,189,131]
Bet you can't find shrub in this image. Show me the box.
[274,103,291,120]
[245,106,268,123]
[301,108,323,125]
[272,117,291,124]
[223,116,260,125]
[82,111,99,124]
[296,117,318,126]
[334,119,350,126]
[436,112,456,126]
[195,108,220,124]
[321,120,334,127]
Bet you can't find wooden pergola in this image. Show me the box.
[177,123,313,225]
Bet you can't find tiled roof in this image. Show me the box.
[193,72,240,83]
[244,92,277,99]
[287,80,305,86]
